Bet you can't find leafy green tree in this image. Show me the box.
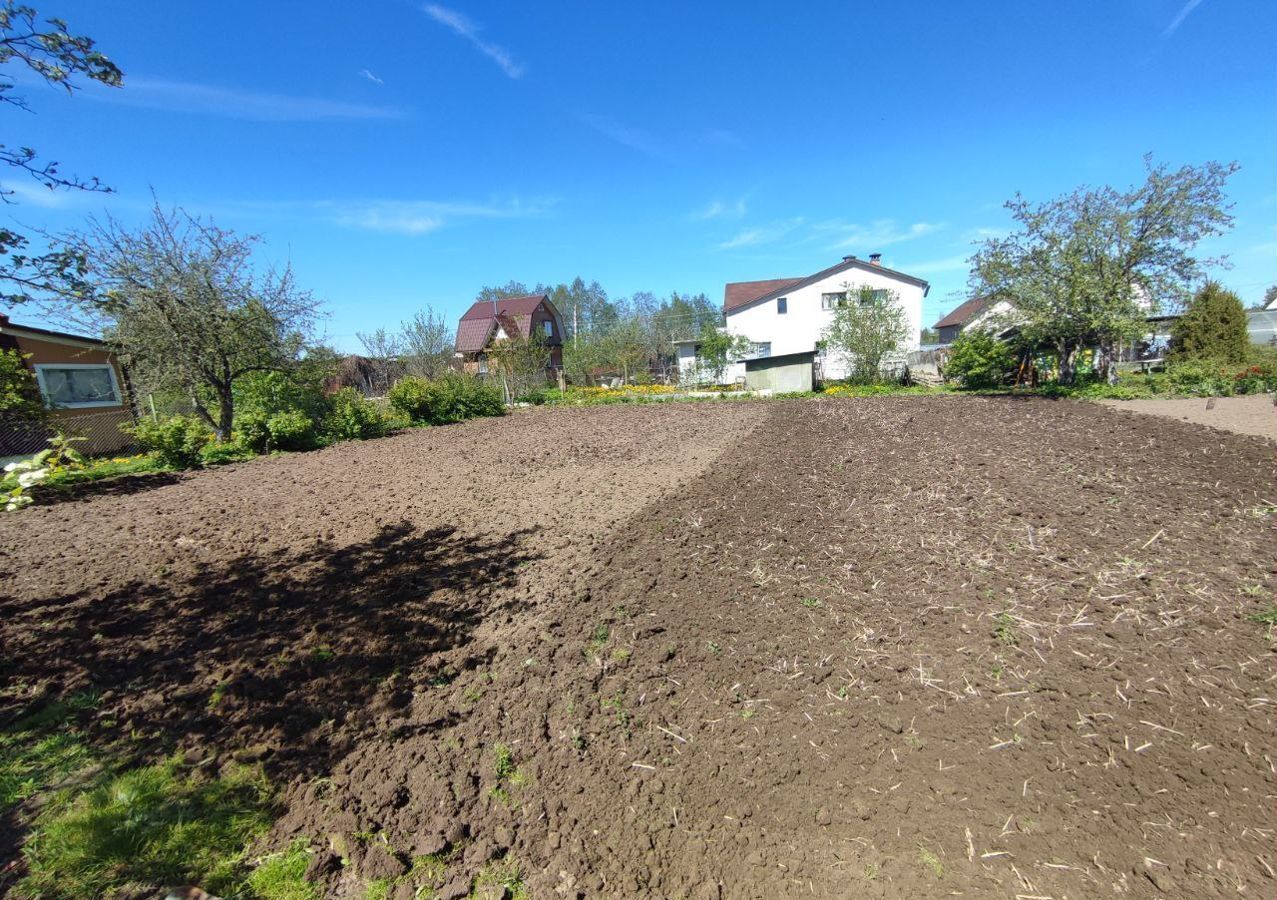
[476,280,533,302]
[488,328,551,401]
[545,277,616,344]
[68,203,322,440]
[598,316,649,384]
[1170,281,1249,363]
[971,156,1238,383]
[692,325,751,384]
[943,331,1017,389]
[1,2,123,304]
[0,347,44,421]
[820,284,909,382]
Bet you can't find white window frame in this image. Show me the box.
[33,362,123,409]
[821,292,845,310]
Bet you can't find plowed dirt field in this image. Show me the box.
[3,396,1274,899]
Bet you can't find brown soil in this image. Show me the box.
[1100,393,1277,442]
[2,397,1275,899]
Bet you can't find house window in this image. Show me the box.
[777,297,787,315]
[751,342,772,358]
[33,363,121,409]
[477,354,488,375]
[543,320,553,337]
[861,289,889,306]
[821,292,846,310]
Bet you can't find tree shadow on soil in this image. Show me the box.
[0,521,540,866]
[30,471,185,506]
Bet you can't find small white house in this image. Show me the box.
[698,254,929,382]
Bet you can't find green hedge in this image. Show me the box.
[388,374,504,425]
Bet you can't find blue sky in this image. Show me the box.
[6,0,1276,350]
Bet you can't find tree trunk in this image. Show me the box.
[215,386,234,442]
[1057,342,1079,385]
[1097,340,1119,384]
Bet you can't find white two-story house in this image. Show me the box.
[678,254,929,383]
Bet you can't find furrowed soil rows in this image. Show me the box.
[2,396,1274,899]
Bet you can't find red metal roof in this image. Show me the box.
[933,296,994,330]
[454,318,496,354]
[723,278,805,313]
[455,294,563,354]
[723,258,931,315]
[459,294,547,320]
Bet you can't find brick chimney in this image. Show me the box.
[869,253,882,266]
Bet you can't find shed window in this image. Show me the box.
[777,297,787,315]
[34,364,121,409]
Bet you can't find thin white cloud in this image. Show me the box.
[1164,0,1207,35]
[718,218,804,250]
[2,180,78,208]
[580,114,670,160]
[423,4,524,79]
[693,198,748,221]
[88,77,401,121]
[321,198,549,236]
[821,219,946,251]
[358,69,385,85]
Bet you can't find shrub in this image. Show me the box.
[388,374,504,426]
[235,409,317,453]
[265,409,318,451]
[1165,360,1234,396]
[321,388,389,442]
[233,370,327,421]
[944,331,1017,389]
[128,415,213,469]
[1170,281,1249,364]
[200,442,255,466]
[516,387,549,405]
[234,408,271,453]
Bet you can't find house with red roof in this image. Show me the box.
[932,295,1013,344]
[454,294,565,377]
[682,254,929,383]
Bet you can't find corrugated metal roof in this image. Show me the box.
[934,296,995,329]
[454,318,495,353]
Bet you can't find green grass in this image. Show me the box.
[1,453,167,494]
[993,612,1018,646]
[2,694,308,900]
[1248,606,1277,627]
[18,758,276,898]
[918,846,944,878]
[471,858,528,900]
[247,841,320,900]
[487,744,528,808]
[0,700,98,812]
[582,623,610,659]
